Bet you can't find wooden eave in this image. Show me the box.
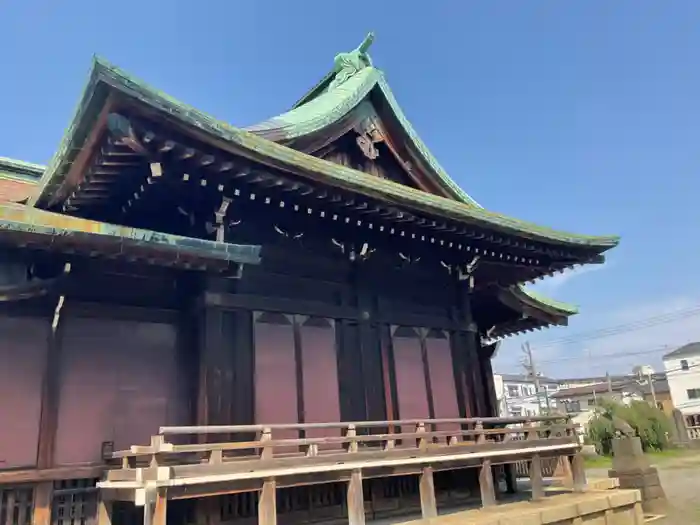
[0,202,261,271]
[54,112,608,290]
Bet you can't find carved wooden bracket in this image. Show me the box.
[354,117,385,160]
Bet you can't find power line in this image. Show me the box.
[536,345,670,365]
[535,305,700,349]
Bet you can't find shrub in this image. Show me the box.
[586,399,672,455]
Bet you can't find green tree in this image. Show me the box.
[587,399,672,455]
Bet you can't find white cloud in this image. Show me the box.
[531,263,610,294]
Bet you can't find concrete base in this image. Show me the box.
[397,490,644,524]
[609,438,668,515]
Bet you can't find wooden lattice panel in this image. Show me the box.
[51,479,98,525]
[0,485,33,525]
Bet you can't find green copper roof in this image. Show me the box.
[0,202,261,267]
[33,57,619,253]
[0,157,45,182]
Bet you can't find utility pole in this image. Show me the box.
[647,371,658,408]
[522,342,550,414]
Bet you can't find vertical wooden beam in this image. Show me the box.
[356,276,386,423]
[419,331,436,421]
[556,454,574,488]
[31,483,53,525]
[152,489,168,525]
[529,455,544,500]
[347,469,365,525]
[570,452,587,492]
[479,459,496,507]
[37,311,65,469]
[96,498,113,525]
[419,467,438,519]
[258,479,277,525]
[292,316,306,436]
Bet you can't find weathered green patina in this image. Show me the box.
[24,43,617,335]
[0,157,45,182]
[31,57,619,252]
[0,202,261,268]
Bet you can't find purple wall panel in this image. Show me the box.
[425,336,460,431]
[300,323,340,440]
[254,321,297,440]
[392,335,430,420]
[54,317,179,465]
[0,316,48,469]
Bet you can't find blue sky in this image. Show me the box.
[2,1,699,377]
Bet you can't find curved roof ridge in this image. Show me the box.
[374,73,480,207]
[245,67,380,138]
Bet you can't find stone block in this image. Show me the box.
[607,490,640,508]
[576,496,610,515]
[497,512,542,525]
[539,501,578,523]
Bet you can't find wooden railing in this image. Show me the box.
[97,416,585,525]
[688,426,700,440]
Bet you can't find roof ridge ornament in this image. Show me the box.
[328,32,375,91]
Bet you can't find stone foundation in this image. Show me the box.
[608,437,667,515]
[397,490,644,525]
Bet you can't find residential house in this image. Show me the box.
[550,381,643,436]
[493,373,559,418]
[639,378,673,416]
[663,343,700,419]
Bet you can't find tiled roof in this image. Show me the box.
[0,157,44,203]
[663,342,700,360]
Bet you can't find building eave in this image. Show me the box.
[32,57,619,258]
[0,202,262,270]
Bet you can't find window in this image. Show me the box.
[681,360,689,371]
[687,388,700,400]
[587,398,597,407]
[507,385,519,398]
[657,402,664,411]
[564,401,581,413]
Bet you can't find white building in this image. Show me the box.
[550,381,643,436]
[492,374,559,417]
[663,342,700,417]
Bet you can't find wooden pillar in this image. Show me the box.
[96,498,113,525]
[258,479,277,525]
[347,469,365,525]
[570,452,587,492]
[37,312,65,469]
[419,467,438,519]
[153,490,167,525]
[529,455,544,500]
[556,454,574,488]
[31,482,53,525]
[479,459,496,507]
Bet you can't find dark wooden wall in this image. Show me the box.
[0,233,497,470]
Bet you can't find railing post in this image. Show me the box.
[260,427,273,460]
[345,424,358,453]
[529,454,544,500]
[32,482,53,525]
[347,469,365,525]
[259,478,277,525]
[475,421,485,445]
[479,459,496,507]
[416,422,427,449]
[419,467,438,519]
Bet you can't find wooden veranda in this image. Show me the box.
[96,415,585,525]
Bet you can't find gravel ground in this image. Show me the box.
[588,452,700,524]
